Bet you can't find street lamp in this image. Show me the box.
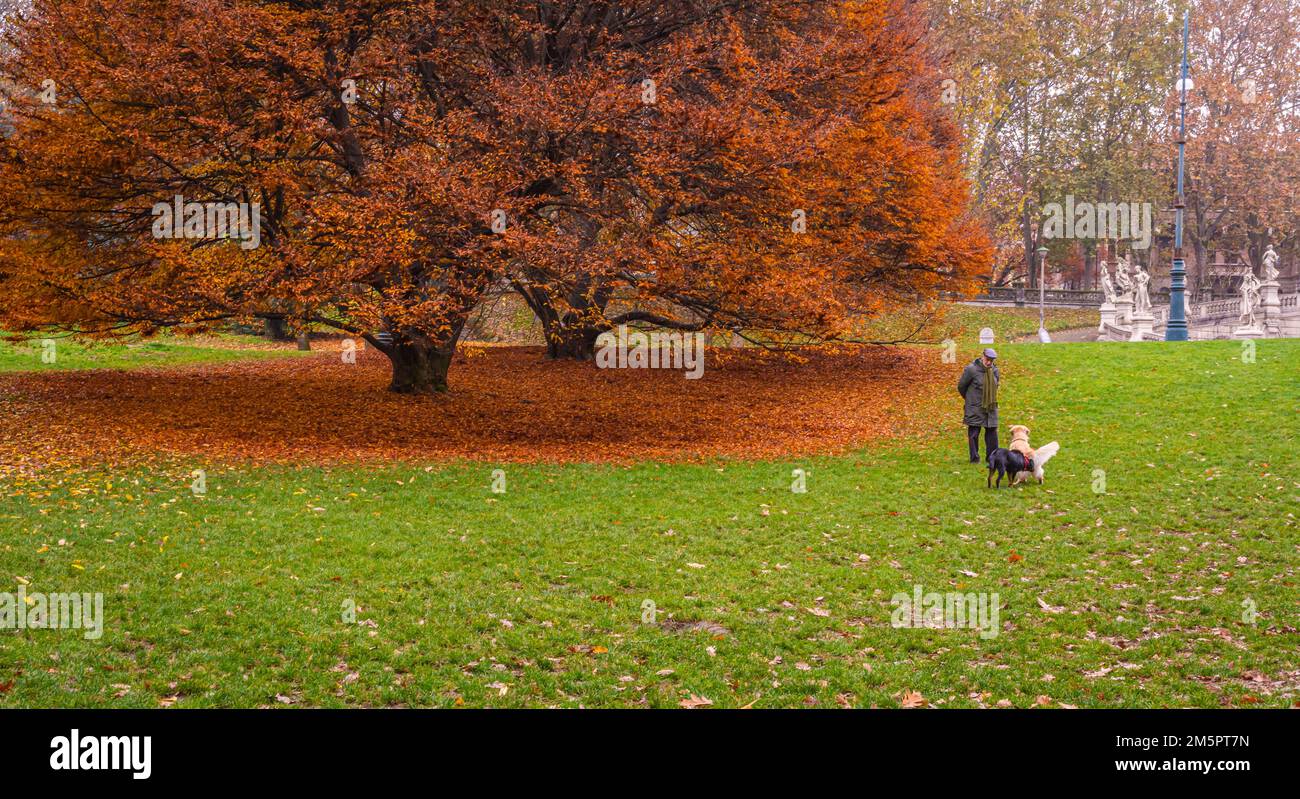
[1166,11,1191,341]
[1036,245,1051,343]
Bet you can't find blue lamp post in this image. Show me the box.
[1165,11,1191,341]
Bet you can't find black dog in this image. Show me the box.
[986,447,1031,489]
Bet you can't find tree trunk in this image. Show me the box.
[513,286,608,362]
[384,339,452,394]
[512,251,611,361]
[1022,196,1036,287]
[544,325,604,361]
[296,332,312,351]
[1191,239,1208,296]
[264,317,293,341]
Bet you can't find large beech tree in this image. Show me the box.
[485,0,991,358]
[0,0,989,392]
[0,0,512,393]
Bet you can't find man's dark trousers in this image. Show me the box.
[968,425,999,463]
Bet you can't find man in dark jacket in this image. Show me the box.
[957,348,1000,463]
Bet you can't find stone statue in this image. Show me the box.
[1114,255,1133,294]
[1133,265,1151,313]
[1239,271,1261,327]
[1099,263,1116,303]
[1262,245,1280,282]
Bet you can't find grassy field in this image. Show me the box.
[1,338,1297,708]
[848,302,1096,344]
[0,332,304,373]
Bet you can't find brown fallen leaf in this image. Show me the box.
[0,348,950,470]
[899,690,927,708]
[679,694,713,709]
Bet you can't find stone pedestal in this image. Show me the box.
[1260,280,1282,337]
[1115,296,1134,327]
[1232,324,1264,339]
[1129,311,1154,341]
[1098,301,1116,332]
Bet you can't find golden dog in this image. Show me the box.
[1008,424,1035,460]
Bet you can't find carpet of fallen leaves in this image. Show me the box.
[0,345,952,471]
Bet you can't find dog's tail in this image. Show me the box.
[1035,441,1060,468]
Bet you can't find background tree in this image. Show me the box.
[1179,0,1300,288]
[937,0,1174,287]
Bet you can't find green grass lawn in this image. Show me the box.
[0,332,303,373]
[1,339,1296,708]
[852,303,1097,344]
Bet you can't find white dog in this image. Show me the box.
[1012,441,1059,485]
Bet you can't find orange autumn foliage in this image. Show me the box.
[0,0,990,393]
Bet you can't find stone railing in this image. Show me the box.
[1151,293,1300,323]
[1182,292,1300,322]
[955,287,1106,307]
[1194,297,1241,319]
[965,285,1300,321]
[1100,321,1130,342]
[976,286,1025,304]
[1118,292,1300,340]
[1045,288,1108,305]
